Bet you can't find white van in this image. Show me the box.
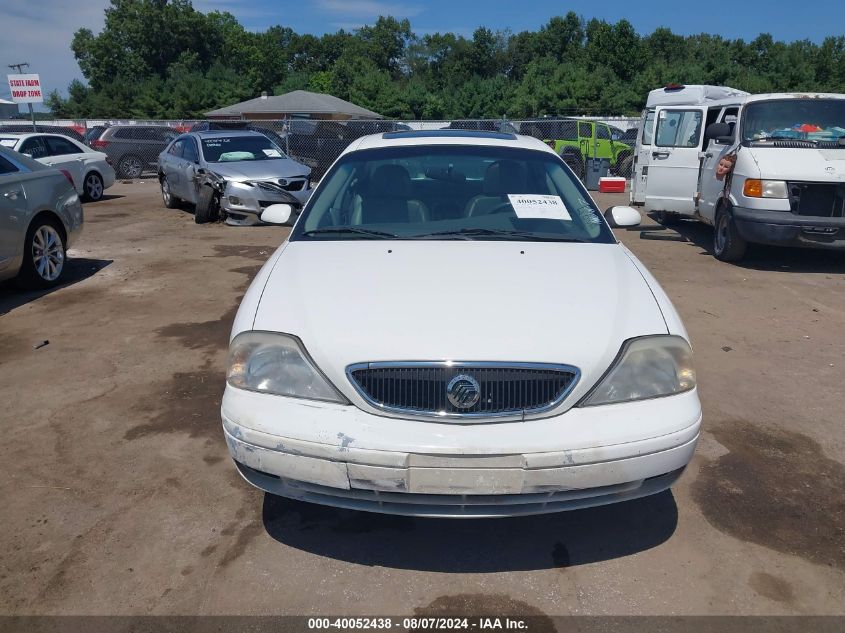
[631,85,845,261]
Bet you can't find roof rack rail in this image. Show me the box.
[382,130,516,140]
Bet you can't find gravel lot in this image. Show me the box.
[1,180,844,616]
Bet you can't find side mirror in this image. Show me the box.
[261,203,293,225]
[705,122,733,145]
[605,206,641,228]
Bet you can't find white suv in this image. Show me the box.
[222,130,701,517]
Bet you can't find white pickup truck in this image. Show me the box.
[631,84,845,261]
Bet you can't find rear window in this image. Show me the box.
[46,136,80,156]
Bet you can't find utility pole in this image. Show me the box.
[8,62,36,132]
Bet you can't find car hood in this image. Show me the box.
[746,147,845,182]
[251,240,669,406]
[207,159,310,181]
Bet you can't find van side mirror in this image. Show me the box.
[705,122,733,145]
[605,206,641,228]
[261,203,293,225]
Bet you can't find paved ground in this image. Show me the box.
[1,181,844,616]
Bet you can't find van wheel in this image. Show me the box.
[656,210,679,225]
[194,185,220,224]
[714,207,747,262]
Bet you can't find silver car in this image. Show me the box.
[0,145,84,289]
[157,130,312,226]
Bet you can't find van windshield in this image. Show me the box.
[291,146,614,244]
[742,99,845,145]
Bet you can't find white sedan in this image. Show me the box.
[0,133,115,201]
[223,129,702,517]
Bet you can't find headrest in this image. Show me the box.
[483,160,528,195]
[369,164,412,197]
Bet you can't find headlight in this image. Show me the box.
[227,331,347,403]
[743,179,788,199]
[581,335,696,406]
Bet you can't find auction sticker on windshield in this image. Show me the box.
[507,194,572,221]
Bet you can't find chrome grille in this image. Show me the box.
[255,179,306,194]
[255,181,285,194]
[347,362,579,421]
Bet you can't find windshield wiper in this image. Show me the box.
[300,227,400,239]
[409,228,585,242]
[759,136,818,145]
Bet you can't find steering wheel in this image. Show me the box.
[486,201,515,215]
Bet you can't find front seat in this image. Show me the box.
[354,164,428,225]
[466,160,530,217]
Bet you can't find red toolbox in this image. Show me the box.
[598,177,626,193]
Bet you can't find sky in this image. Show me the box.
[2,0,845,111]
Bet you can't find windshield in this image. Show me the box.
[200,135,288,162]
[742,98,845,144]
[291,146,614,243]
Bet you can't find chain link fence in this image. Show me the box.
[0,116,639,181]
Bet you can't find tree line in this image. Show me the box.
[46,0,845,120]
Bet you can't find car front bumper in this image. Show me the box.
[733,206,845,249]
[221,181,311,226]
[221,387,702,517]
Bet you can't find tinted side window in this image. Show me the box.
[113,128,134,139]
[182,138,199,162]
[656,110,703,148]
[45,136,81,156]
[0,154,19,175]
[139,128,160,141]
[20,137,48,159]
[578,122,592,138]
[596,124,611,140]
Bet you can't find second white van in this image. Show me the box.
[632,85,845,261]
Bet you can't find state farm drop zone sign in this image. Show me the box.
[7,74,43,103]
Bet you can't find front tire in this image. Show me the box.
[194,185,220,224]
[83,172,104,202]
[17,219,66,290]
[714,206,747,262]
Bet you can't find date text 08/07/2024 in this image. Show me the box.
[307,618,530,630]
